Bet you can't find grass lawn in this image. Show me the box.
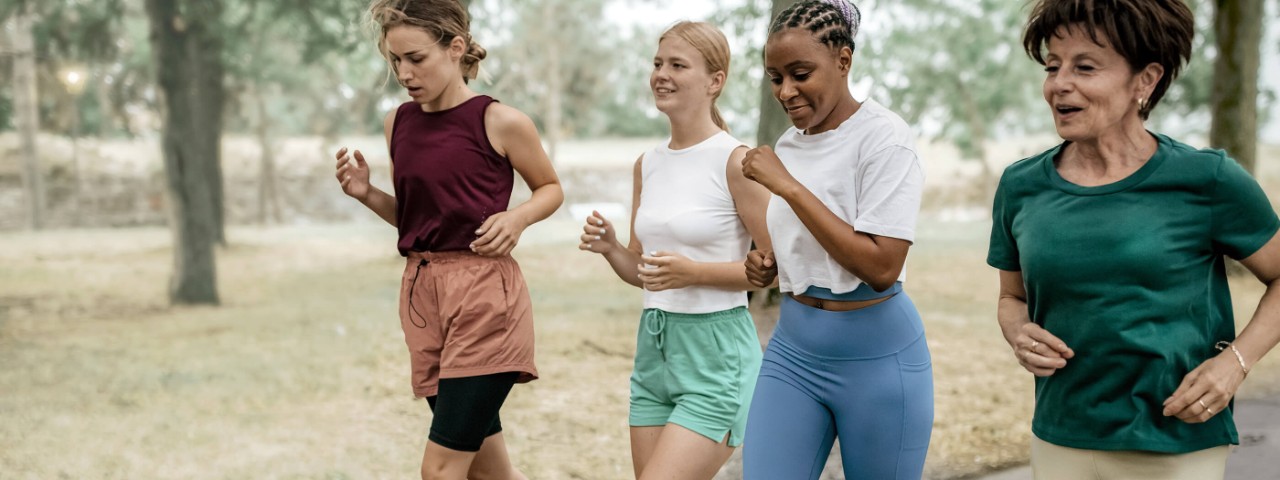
[2,219,1277,479]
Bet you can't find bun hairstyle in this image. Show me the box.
[770,0,861,53]
[369,0,486,83]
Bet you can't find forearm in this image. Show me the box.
[1234,280,1280,370]
[777,184,901,289]
[602,245,644,288]
[997,295,1032,347]
[360,187,397,226]
[506,183,564,228]
[691,261,758,291]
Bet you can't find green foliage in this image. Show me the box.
[861,0,1044,161]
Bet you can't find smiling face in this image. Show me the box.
[650,36,722,118]
[383,25,464,106]
[764,29,852,134]
[1042,25,1159,143]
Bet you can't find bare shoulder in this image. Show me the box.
[727,145,749,168]
[484,102,535,136]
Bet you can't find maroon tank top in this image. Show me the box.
[390,95,513,255]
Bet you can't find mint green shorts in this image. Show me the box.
[629,306,763,447]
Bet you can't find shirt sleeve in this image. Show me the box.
[987,174,1021,271]
[853,145,923,242]
[1210,155,1280,259]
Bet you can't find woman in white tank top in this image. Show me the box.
[577,21,772,480]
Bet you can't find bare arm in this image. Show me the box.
[740,145,906,291]
[997,269,1074,376]
[1164,232,1280,422]
[471,103,564,256]
[580,155,646,288]
[334,110,397,226]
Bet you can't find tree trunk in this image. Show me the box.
[747,0,800,340]
[542,0,561,163]
[146,0,220,305]
[10,8,44,230]
[1209,0,1262,174]
[754,0,799,149]
[191,1,227,244]
[254,90,281,225]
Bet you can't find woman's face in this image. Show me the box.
[384,25,463,106]
[650,36,720,117]
[1042,26,1153,142]
[764,29,851,134]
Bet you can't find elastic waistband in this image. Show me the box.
[640,306,749,324]
[774,293,923,360]
[405,250,508,264]
[801,282,903,301]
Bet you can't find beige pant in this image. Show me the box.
[1031,436,1229,480]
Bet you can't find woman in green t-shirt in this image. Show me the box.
[987,1,1280,478]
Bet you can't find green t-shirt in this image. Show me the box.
[987,133,1279,453]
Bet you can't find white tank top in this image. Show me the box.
[633,131,751,314]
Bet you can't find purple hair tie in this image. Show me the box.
[820,0,861,40]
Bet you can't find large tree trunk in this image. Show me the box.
[146,0,221,305]
[754,0,799,150]
[1209,0,1262,174]
[192,1,227,244]
[10,8,44,230]
[747,0,800,342]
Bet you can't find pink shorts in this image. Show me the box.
[398,251,538,397]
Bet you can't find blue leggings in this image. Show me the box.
[743,293,933,479]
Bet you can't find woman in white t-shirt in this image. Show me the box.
[737,1,933,479]
[577,21,772,480]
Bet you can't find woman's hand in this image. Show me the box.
[741,145,799,196]
[636,251,697,291]
[745,249,777,288]
[1162,351,1248,423]
[470,211,528,257]
[1005,322,1074,377]
[578,210,620,254]
[335,147,371,201]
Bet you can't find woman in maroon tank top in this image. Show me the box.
[333,1,562,479]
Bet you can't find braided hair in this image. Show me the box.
[769,0,862,53]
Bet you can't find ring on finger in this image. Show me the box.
[1029,340,1040,350]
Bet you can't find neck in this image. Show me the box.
[1065,117,1155,170]
[421,80,474,112]
[806,92,860,135]
[666,106,723,150]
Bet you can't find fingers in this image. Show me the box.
[1016,347,1068,376]
[1018,323,1074,359]
[1164,377,1213,422]
[640,251,672,266]
[335,147,348,162]
[353,149,368,167]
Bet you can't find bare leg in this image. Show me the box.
[636,424,735,480]
[630,426,664,478]
[421,440,479,480]
[466,432,528,480]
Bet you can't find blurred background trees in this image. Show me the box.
[1,0,1273,305]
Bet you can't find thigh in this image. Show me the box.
[834,336,933,479]
[1096,445,1229,480]
[742,372,835,480]
[630,426,664,479]
[429,372,520,453]
[638,423,735,480]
